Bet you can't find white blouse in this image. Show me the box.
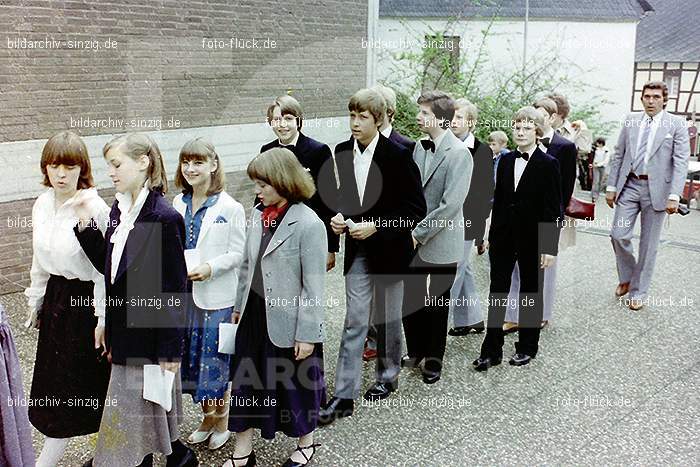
[24,188,110,325]
[110,183,150,284]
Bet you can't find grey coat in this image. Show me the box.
[234,203,327,347]
[412,131,473,264]
[608,111,690,211]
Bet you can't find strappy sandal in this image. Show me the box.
[281,443,321,467]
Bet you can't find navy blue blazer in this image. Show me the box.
[261,132,339,253]
[462,137,494,243]
[546,132,577,214]
[489,148,561,256]
[333,133,426,278]
[389,128,416,153]
[75,189,188,365]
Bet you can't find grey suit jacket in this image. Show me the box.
[412,131,473,264]
[234,203,327,348]
[608,111,690,211]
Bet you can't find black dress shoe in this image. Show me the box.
[472,356,502,372]
[138,454,154,467]
[363,380,398,400]
[281,443,320,467]
[508,353,534,366]
[82,459,93,467]
[448,321,485,336]
[318,397,354,426]
[229,450,256,467]
[401,354,423,368]
[166,440,198,467]
[421,370,441,384]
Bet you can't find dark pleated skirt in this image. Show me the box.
[29,275,111,438]
[228,291,326,440]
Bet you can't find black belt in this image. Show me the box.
[628,172,648,180]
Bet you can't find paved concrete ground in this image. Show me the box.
[2,193,699,466]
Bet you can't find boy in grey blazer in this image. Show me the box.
[606,81,690,310]
[402,91,472,384]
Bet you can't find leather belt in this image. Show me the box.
[628,172,649,180]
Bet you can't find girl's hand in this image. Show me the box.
[232,311,241,324]
[294,342,314,360]
[188,263,212,281]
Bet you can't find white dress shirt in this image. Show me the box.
[461,131,475,150]
[380,125,393,138]
[353,132,380,204]
[24,188,109,325]
[593,147,610,167]
[110,183,150,284]
[514,146,535,189]
[635,111,663,175]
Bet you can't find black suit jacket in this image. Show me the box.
[75,189,188,365]
[388,128,416,153]
[333,134,426,278]
[261,132,339,252]
[546,132,577,214]
[462,137,495,243]
[489,148,561,256]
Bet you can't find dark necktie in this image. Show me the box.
[515,151,530,161]
[421,139,435,152]
[357,142,367,153]
[540,137,551,149]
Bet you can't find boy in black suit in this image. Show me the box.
[473,106,561,371]
[319,88,425,424]
[262,95,339,271]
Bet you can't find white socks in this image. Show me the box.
[36,437,69,467]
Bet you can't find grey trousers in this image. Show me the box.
[610,177,667,300]
[504,259,557,323]
[333,253,404,400]
[449,240,484,327]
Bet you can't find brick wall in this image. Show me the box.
[1,0,368,142]
[0,171,256,295]
[0,0,368,295]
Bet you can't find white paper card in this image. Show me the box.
[142,365,175,412]
[345,218,357,229]
[218,322,238,354]
[184,249,201,273]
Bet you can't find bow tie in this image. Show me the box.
[540,137,551,149]
[515,151,530,161]
[421,139,436,152]
[279,143,295,150]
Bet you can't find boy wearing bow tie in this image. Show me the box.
[473,106,561,371]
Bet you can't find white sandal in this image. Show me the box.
[187,410,216,444]
[208,411,231,450]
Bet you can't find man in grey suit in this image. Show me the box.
[606,81,690,311]
[402,90,472,384]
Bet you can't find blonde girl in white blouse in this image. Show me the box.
[23,130,111,467]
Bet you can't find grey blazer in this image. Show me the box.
[608,111,690,211]
[412,131,473,264]
[234,203,327,348]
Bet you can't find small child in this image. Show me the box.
[488,130,509,183]
[591,137,610,202]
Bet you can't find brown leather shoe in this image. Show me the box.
[503,322,519,334]
[615,282,630,297]
[362,347,377,361]
[629,299,644,311]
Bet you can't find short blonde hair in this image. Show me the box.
[348,88,386,125]
[371,84,397,120]
[266,95,303,129]
[175,138,226,196]
[40,130,94,189]
[103,133,168,193]
[247,147,315,203]
[513,106,545,137]
[488,130,508,145]
[454,98,478,122]
[533,97,558,116]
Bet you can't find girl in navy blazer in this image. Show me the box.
[74,133,197,467]
[172,138,246,450]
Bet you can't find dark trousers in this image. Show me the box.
[480,239,545,359]
[402,253,458,374]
